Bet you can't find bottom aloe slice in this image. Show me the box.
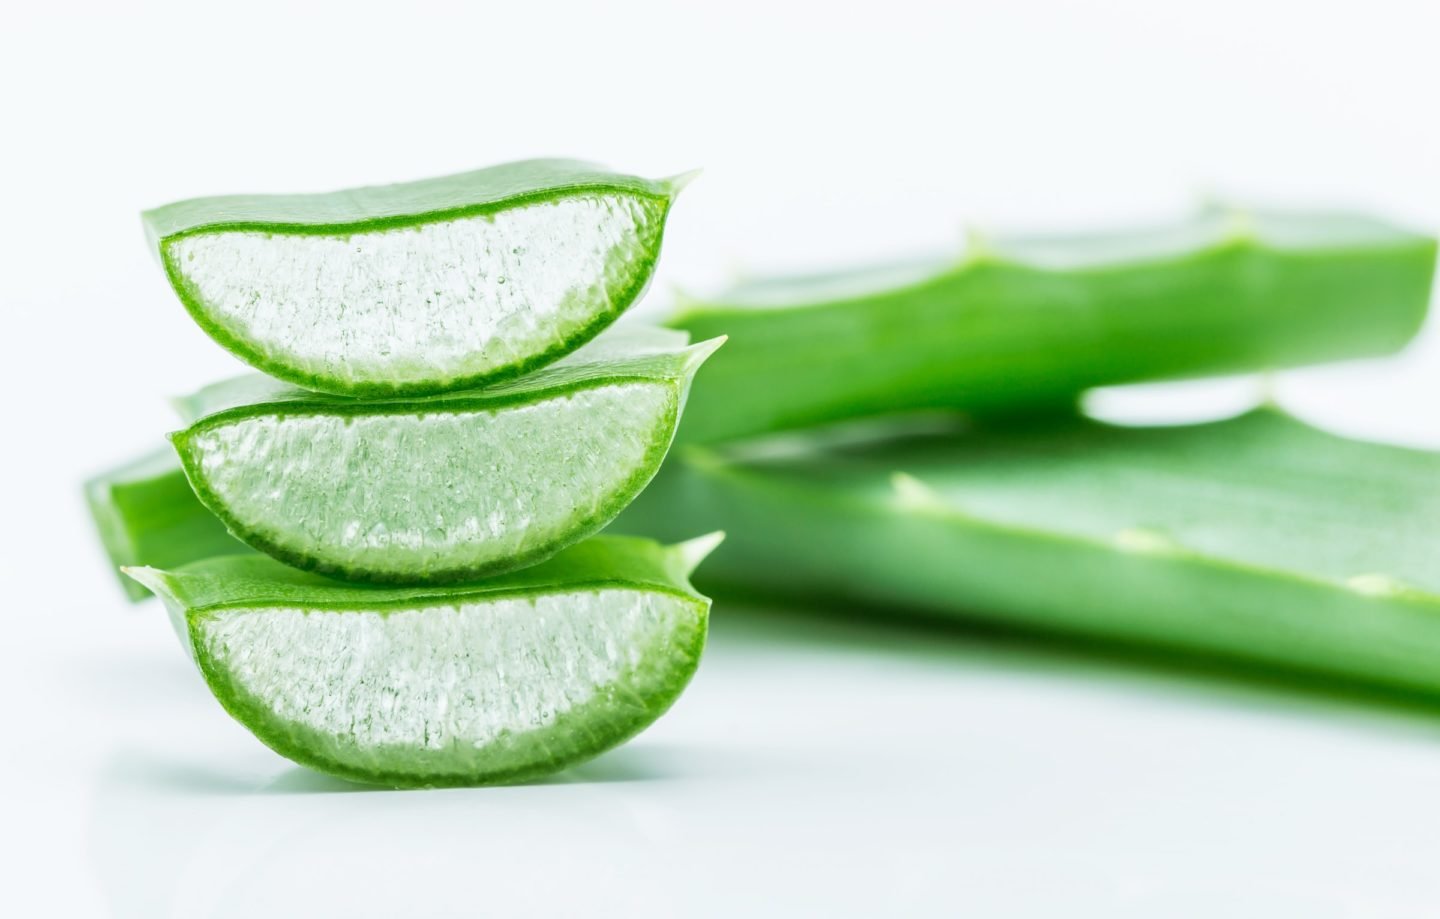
[615,410,1440,697]
[169,328,722,584]
[125,534,720,787]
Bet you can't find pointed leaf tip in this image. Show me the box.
[682,335,728,373]
[675,531,725,578]
[120,566,168,596]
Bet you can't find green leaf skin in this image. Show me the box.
[125,535,721,788]
[144,159,692,397]
[614,410,1440,696]
[669,209,1437,443]
[170,329,723,585]
[85,449,246,601]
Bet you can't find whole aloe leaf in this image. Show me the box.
[126,534,721,788]
[144,159,692,396]
[615,410,1440,696]
[670,209,1436,443]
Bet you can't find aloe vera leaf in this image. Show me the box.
[614,410,1440,696]
[668,209,1436,443]
[144,159,692,397]
[85,449,246,601]
[124,534,720,788]
[169,328,722,585]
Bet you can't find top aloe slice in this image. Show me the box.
[143,159,690,396]
[171,327,722,584]
[616,410,1440,697]
[125,534,720,788]
[669,208,1436,443]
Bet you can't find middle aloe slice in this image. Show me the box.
[170,329,722,584]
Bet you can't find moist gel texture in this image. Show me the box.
[169,195,664,391]
[183,383,675,581]
[126,536,720,786]
[169,329,722,583]
[198,589,695,778]
[145,159,687,396]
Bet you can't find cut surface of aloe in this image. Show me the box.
[145,160,690,396]
[616,410,1440,695]
[171,328,721,584]
[125,535,719,787]
[86,449,246,601]
[669,208,1436,443]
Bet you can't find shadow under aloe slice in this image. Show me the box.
[144,159,692,396]
[170,329,722,584]
[124,535,720,788]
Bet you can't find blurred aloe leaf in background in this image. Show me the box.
[671,208,1435,443]
[615,409,1440,696]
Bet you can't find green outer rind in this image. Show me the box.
[85,449,247,601]
[168,338,722,585]
[667,208,1437,443]
[145,159,691,397]
[142,160,680,240]
[86,458,160,602]
[612,411,1440,698]
[126,536,719,788]
[128,535,720,610]
[171,324,704,421]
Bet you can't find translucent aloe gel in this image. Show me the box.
[168,328,722,583]
[128,535,721,787]
[145,160,695,396]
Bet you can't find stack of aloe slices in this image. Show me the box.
[95,160,726,788]
[94,195,1440,737]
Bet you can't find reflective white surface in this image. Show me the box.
[26,576,1440,918]
[7,0,1440,915]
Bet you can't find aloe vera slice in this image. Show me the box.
[170,328,722,584]
[86,449,246,601]
[616,410,1440,696]
[670,208,1436,443]
[144,159,690,396]
[124,534,719,787]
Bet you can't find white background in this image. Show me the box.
[7,1,1440,915]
